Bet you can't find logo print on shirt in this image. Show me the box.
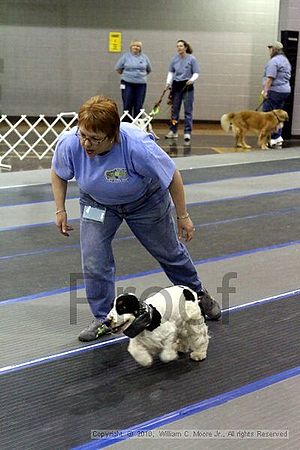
[105,168,128,182]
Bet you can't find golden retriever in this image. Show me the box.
[220,109,289,150]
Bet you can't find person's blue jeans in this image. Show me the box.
[262,91,290,139]
[121,81,147,118]
[79,185,202,320]
[170,88,194,134]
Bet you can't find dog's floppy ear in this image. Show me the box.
[146,305,161,331]
[276,109,289,121]
[116,293,140,315]
[123,303,162,337]
[182,288,196,301]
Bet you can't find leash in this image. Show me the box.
[255,98,265,111]
[149,82,190,127]
[149,87,170,117]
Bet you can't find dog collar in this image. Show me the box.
[123,302,154,338]
[272,110,281,123]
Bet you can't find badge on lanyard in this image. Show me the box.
[82,205,106,223]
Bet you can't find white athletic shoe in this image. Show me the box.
[184,133,191,142]
[165,131,178,139]
[270,136,283,147]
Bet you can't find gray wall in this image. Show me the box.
[1,0,297,130]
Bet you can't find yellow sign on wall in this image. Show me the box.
[109,32,122,52]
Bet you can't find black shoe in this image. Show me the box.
[198,288,221,320]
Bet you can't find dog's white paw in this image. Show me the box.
[190,351,207,361]
[128,345,153,366]
[159,349,178,363]
[135,354,153,367]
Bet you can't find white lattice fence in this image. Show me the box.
[0,112,78,169]
[121,109,153,130]
[0,109,153,169]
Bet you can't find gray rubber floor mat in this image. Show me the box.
[1,190,300,301]
[0,295,299,450]
[2,158,300,206]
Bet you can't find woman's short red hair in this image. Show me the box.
[78,95,120,143]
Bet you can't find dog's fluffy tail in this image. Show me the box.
[220,112,235,132]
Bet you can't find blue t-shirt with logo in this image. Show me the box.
[52,123,176,205]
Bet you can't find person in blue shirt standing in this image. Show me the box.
[262,40,291,147]
[115,40,152,119]
[51,95,221,342]
[165,40,200,142]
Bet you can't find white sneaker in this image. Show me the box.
[184,133,191,142]
[165,131,178,139]
[270,136,283,147]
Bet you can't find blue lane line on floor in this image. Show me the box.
[0,336,127,376]
[1,239,300,306]
[1,182,300,210]
[0,289,299,376]
[190,186,300,206]
[183,170,300,186]
[0,195,79,208]
[1,205,300,259]
[1,186,300,232]
[1,170,300,207]
[0,243,80,261]
[72,365,300,449]
[0,218,78,232]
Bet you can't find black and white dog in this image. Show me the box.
[105,286,209,367]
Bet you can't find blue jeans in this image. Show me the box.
[121,81,147,118]
[170,86,194,134]
[262,91,290,139]
[79,185,202,319]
